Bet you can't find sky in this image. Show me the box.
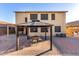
[0,3,79,24]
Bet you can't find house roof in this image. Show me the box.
[0,21,10,24]
[0,21,16,26]
[15,11,68,13]
[66,20,79,27]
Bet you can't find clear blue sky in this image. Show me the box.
[0,3,79,23]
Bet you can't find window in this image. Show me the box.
[51,14,55,20]
[41,27,48,32]
[18,27,24,31]
[55,26,61,32]
[30,27,38,32]
[25,17,27,22]
[9,27,15,30]
[30,14,37,20]
[41,14,48,20]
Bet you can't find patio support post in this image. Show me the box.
[50,26,52,50]
[45,30,47,40]
[27,27,29,39]
[16,26,19,51]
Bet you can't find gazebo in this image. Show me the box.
[16,20,53,55]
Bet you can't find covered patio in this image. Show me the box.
[15,20,53,55]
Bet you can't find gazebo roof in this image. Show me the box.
[17,20,53,27]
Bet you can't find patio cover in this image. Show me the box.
[16,20,53,55]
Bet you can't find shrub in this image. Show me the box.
[55,34,60,37]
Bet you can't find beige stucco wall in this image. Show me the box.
[16,12,66,36]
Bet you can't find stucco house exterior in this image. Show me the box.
[66,21,79,37]
[15,11,67,36]
[0,21,16,36]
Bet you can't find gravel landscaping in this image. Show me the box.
[1,34,79,55]
[53,37,79,55]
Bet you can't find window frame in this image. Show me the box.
[41,27,48,32]
[30,27,38,32]
[55,26,61,32]
[25,17,27,22]
[41,14,48,20]
[51,14,55,20]
[30,14,38,20]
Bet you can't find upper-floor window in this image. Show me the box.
[51,14,55,20]
[41,27,48,32]
[41,14,48,20]
[30,27,38,32]
[55,26,61,32]
[30,14,37,20]
[25,17,27,22]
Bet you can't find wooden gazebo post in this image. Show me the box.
[16,26,19,51]
[45,31,46,40]
[50,25,53,50]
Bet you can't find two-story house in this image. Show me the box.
[15,11,67,36]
